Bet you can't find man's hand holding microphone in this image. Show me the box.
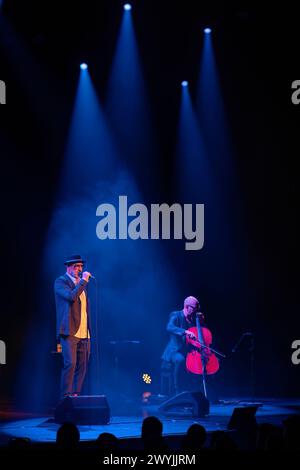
[81,271,94,282]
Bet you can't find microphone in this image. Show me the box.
[79,272,96,280]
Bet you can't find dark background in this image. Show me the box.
[0,0,299,408]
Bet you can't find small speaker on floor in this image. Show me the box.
[54,395,110,425]
[227,405,259,431]
[158,391,209,417]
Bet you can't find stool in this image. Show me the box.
[160,361,173,396]
[161,371,172,396]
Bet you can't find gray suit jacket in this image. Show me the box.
[54,274,91,338]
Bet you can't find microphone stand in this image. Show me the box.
[249,335,255,400]
[109,340,141,401]
[231,332,251,353]
[231,332,255,400]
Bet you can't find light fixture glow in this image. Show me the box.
[124,3,132,10]
[181,81,189,87]
[80,63,88,70]
[204,27,212,34]
[142,373,152,384]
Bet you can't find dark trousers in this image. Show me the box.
[162,353,201,396]
[60,336,90,397]
[173,352,185,394]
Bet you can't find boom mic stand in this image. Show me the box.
[231,332,255,400]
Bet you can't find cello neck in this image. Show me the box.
[196,315,204,343]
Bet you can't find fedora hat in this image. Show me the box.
[64,254,86,266]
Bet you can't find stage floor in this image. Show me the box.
[1,397,299,446]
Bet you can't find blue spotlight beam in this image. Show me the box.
[106,1,157,190]
[59,68,120,199]
[41,46,178,408]
[177,81,215,203]
[197,30,234,180]
[195,24,250,295]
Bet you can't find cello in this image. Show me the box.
[186,313,220,397]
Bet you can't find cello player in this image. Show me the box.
[161,296,200,395]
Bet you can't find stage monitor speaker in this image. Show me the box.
[54,395,110,425]
[227,405,259,431]
[158,391,209,417]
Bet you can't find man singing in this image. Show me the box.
[54,254,93,397]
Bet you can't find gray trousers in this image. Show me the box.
[60,336,90,396]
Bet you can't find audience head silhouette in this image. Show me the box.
[210,430,237,450]
[141,416,168,451]
[283,414,300,450]
[182,423,207,450]
[56,422,80,449]
[97,432,119,452]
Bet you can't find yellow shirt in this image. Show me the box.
[75,290,90,339]
[66,273,90,339]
